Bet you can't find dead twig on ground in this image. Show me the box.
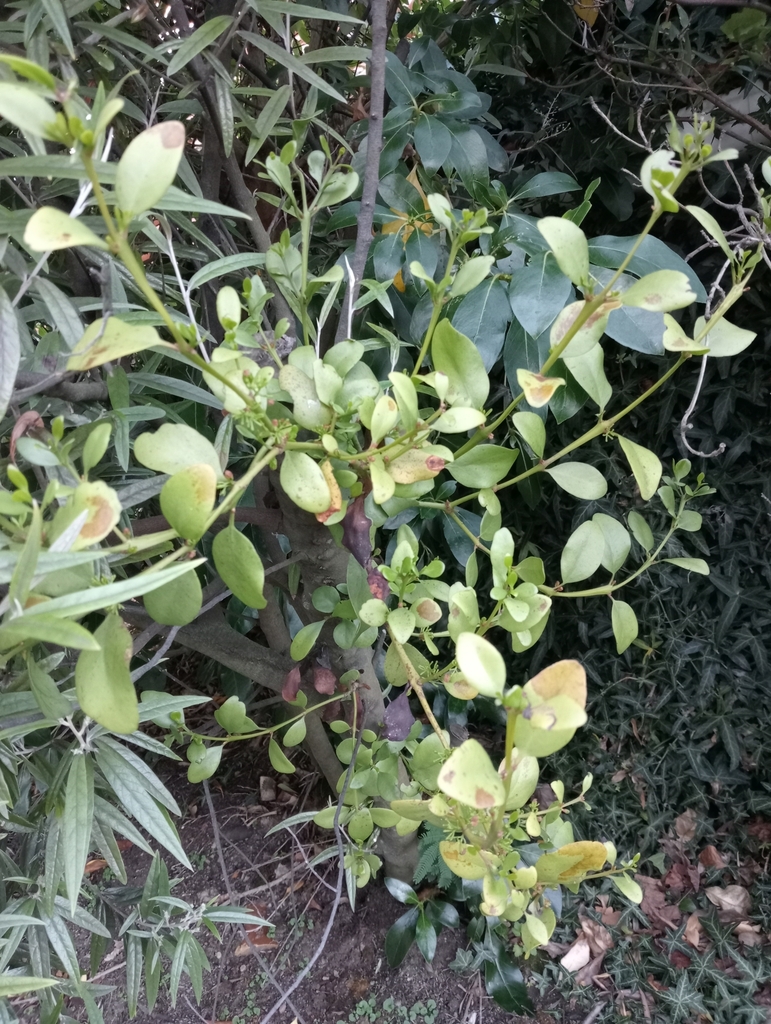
[202,778,307,1024]
[258,718,364,1023]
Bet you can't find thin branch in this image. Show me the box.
[679,357,726,459]
[589,97,650,151]
[335,0,388,342]
[130,626,180,682]
[201,779,307,1024]
[259,721,363,1023]
[676,0,771,15]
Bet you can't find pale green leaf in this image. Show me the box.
[537,217,589,287]
[685,205,733,261]
[115,121,186,218]
[431,319,490,410]
[663,557,710,575]
[67,318,164,371]
[620,270,696,312]
[627,510,654,552]
[560,520,604,584]
[611,600,638,654]
[611,873,643,903]
[290,620,324,661]
[592,513,631,573]
[512,411,546,458]
[695,315,756,357]
[437,738,505,809]
[24,207,109,252]
[546,462,607,500]
[456,632,506,698]
[618,436,662,500]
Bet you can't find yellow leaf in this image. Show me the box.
[516,369,565,408]
[439,840,499,880]
[525,659,587,709]
[574,0,599,26]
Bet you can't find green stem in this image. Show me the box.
[298,175,314,346]
[411,240,460,375]
[541,519,679,598]
[387,627,448,747]
[447,509,491,553]
[446,354,688,509]
[208,691,347,744]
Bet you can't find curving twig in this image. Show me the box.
[258,722,363,1023]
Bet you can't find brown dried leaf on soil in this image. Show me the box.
[579,915,614,956]
[594,894,621,928]
[674,808,699,842]
[734,921,764,947]
[636,875,682,930]
[684,913,703,949]
[698,845,727,869]
[234,901,278,956]
[705,884,751,921]
[575,953,607,987]
[747,817,771,843]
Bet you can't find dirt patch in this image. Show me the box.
[72,767,541,1024]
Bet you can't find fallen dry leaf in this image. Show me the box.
[705,884,751,921]
[698,845,726,869]
[579,915,614,956]
[734,921,763,947]
[575,953,606,986]
[663,859,699,897]
[670,951,692,969]
[84,859,108,875]
[560,936,591,972]
[234,902,277,956]
[747,818,771,844]
[637,875,682,930]
[595,895,622,928]
[684,913,702,949]
[674,808,698,842]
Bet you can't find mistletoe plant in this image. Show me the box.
[0,62,763,1013]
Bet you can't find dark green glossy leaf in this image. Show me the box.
[385,906,419,967]
[484,952,533,1013]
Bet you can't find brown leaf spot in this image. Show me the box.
[80,494,117,540]
[474,786,496,809]
[425,455,446,471]
[156,120,185,149]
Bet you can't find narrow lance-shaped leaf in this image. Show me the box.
[62,753,94,913]
[0,286,20,423]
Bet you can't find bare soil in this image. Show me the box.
[66,748,551,1024]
